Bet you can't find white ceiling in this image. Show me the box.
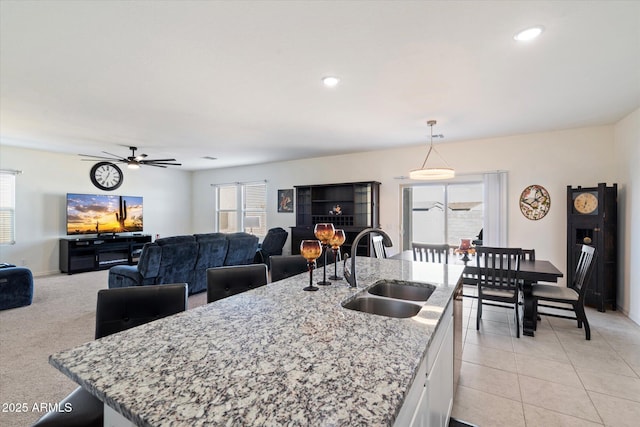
[1,1,639,171]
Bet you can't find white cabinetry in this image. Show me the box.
[394,299,454,427]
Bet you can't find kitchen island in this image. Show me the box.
[50,257,464,427]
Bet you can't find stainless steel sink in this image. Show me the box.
[367,280,435,301]
[342,297,422,318]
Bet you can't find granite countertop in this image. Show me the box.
[50,257,464,427]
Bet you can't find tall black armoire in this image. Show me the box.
[567,183,617,312]
[291,181,380,258]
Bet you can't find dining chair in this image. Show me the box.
[270,255,309,282]
[475,246,523,338]
[371,234,387,259]
[532,244,597,340]
[207,264,268,303]
[32,283,188,427]
[412,242,450,263]
[520,249,536,261]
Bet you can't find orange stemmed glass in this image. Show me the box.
[314,223,335,285]
[300,240,322,291]
[328,229,346,281]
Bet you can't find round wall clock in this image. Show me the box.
[573,192,598,214]
[519,184,550,220]
[90,162,123,191]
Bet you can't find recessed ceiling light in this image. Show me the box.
[322,76,340,87]
[514,26,544,41]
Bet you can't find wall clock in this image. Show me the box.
[572,191,599,215]
[90,162,123,191]
[519,184,550,220]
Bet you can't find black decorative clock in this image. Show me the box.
[567,183,617,312]
[90,162,123,191]
[519,184,550,220]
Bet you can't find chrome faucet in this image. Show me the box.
[343,228,393,288]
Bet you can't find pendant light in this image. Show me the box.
[409,120,455,180]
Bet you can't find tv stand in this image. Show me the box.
[59,235,152,274]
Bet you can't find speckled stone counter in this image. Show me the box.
[50,257,464,427]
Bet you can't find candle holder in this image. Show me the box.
[313,223,335,285]
[328,229,346,281]
[300,240,322,291]
[454,238,476,265]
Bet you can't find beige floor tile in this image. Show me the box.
[523,404,603,426]
[520,376,601,422]
[599,327,640,349]
[562,343,637,378]
[465,329,514,352]
[577,368,640,403]
[459,361,521,401]
[612,344,640,375]
[515,353,583,387]
[512,336,570,364]
[474,317,517,337]
[451,385,525,427]
[588,391,640,427]
[471,307,510,324]
[462,342,517,372]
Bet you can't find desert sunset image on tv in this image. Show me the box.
[66,193,143,235]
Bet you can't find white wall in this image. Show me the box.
[614,108,640,323]
[1,121,634,320]
[193,125,618,284]
[0,145,192,275]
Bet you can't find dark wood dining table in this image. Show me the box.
[390,250,563,337]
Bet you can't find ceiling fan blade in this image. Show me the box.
[140,158,177,162]
[146,164,168,168]
[101,151,126,159]
[144,162,182,166]
[78,153,122,161]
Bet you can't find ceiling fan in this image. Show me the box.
[79,146,181,169]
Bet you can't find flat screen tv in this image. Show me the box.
[66,193,143,235]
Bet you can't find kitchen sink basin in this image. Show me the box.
[342,297,422,318]
[367,280,435,301]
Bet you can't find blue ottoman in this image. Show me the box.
[0,267,34,310]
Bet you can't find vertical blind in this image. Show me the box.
[482,171,508,247]
[0,171,17,244]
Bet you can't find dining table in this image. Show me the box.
[390,250,563,337]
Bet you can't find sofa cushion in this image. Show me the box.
[194,236,228,270]
[136,243,162,278]
[194,233,226,242]
[155,235,196,246]
[224,233,259,266]
[157,241,198,285]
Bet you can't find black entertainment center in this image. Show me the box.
[59,234,151,274]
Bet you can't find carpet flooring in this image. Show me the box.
[0,270,207,427]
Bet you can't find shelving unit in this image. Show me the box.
[291,181,380,257]
[60,235,152,274]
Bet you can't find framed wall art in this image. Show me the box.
[278,189,294,213]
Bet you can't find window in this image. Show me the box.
[215,182,267,236]
[401,171,508,250]
[402,182,483,249]
[0,171,17,245]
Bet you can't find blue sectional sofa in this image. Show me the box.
[108,232,259,294]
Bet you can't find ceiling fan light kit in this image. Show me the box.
[410,120,455,180]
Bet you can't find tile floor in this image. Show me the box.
[450,288,640,427]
